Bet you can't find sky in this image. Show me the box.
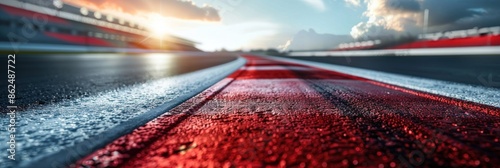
[63,0,500,51]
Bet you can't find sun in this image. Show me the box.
[147,14,169,37]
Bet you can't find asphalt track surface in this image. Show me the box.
[0,53,237,111]
[288,55,500,89]
[74,54,500,168]
[0,52,242,168]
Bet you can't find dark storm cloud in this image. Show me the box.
[386,0,421,12]
[65,0,221,21]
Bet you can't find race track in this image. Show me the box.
[72,54,500,168]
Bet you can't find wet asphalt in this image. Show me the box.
[0,52,237,112]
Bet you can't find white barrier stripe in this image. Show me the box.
[289,46,500,57]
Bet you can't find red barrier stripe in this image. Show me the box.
[45,32,113,47]
[73,54,500,168]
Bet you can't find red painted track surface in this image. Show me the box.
[74,55,500,168]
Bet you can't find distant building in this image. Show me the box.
[0,0,200,51]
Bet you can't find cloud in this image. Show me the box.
[344,0,361,7]
[302,0,326,11]
[350,0,500,38]
[385,0,420,12]
[351,22,401,39]
[63,0,220,21]
[279,29,353,51]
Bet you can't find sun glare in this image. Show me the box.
[147,14,169,36]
